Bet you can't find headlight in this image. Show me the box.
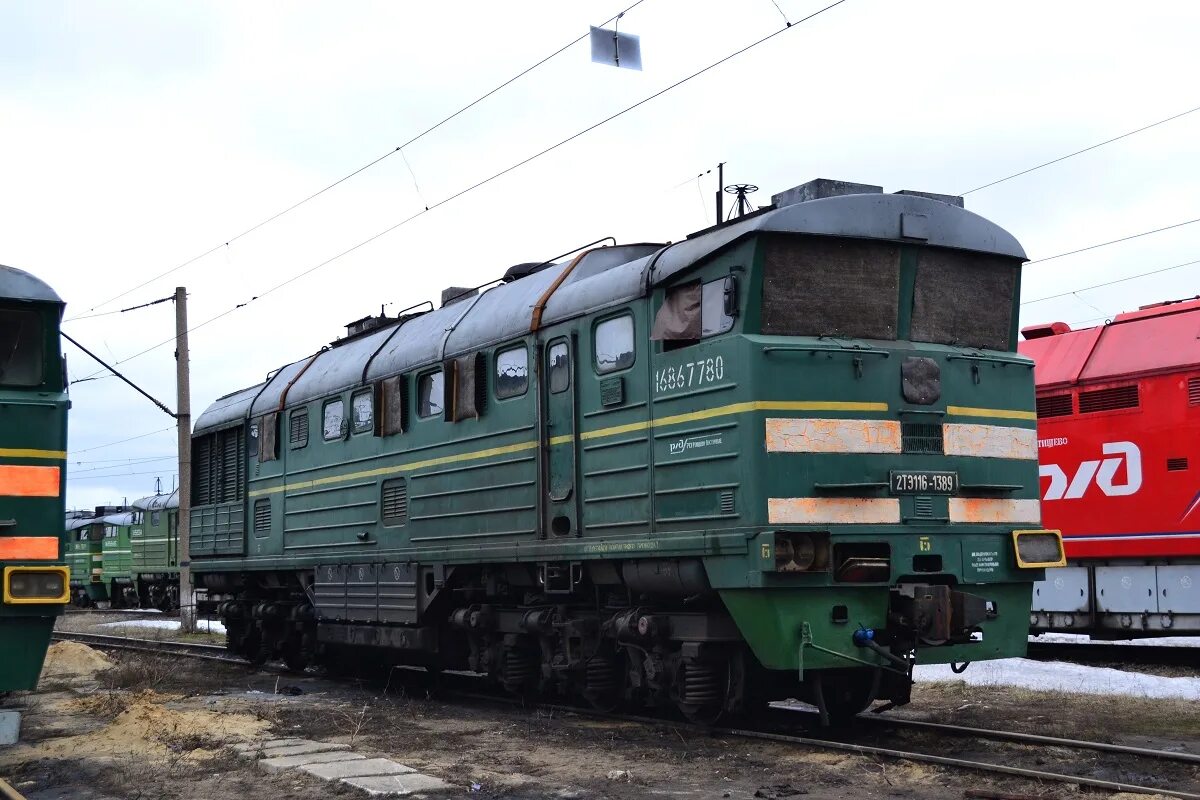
[773,532,829,572]
[1012,530,1066,568]
[3,567,70,604]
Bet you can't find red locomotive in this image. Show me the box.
[1020,297,1200,637]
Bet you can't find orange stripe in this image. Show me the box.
[0,537,59,560]
[0,465,60,497]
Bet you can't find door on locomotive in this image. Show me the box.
[542,336,579,537]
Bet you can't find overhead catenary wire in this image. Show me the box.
[1025,215,1200,265]
[72,0,851,383]
[69,426,176,455]
[1022,255,1200,305]
[68,0,650,321]
[67,469,179,482]
[961,102,1200,195]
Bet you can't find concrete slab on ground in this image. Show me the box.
[241,741,350,759]
[259,750,366,772]
[234,737,310,753]
[0,711,20,746]
[342,773,454,796]
[302,757,415,780]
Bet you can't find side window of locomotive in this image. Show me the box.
[0,308,43,387]
[323,398,346,441]
[594,314,635,374]
[701,278,736,336]
[351,390,373,434]
[548,342,570,394]
[289,409,309,449]
[151,511,161,527]
[495,345,528,399]
[417,370,444,418]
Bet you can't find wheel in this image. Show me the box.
[811,669,879,726]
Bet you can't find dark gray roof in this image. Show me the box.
[0,264,62,304]
[195,186,1026,434]
[647,191,1025,287]
[131,489,179,511]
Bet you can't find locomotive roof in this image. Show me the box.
[1021,297,1200,387]
[0,264,62,304]
[100,511,137,526]
[131,489,179,511]
[195,184,1026,433]
[65,515,96,531]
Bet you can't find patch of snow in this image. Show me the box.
[915,658,1200,700]
[116,608,163,614]
[1030,632,1200,648]
[96,618,227,635]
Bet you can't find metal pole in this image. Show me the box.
[715,162,725,222]
[175,287,194,633]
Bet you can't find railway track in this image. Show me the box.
[55,630,1200,799]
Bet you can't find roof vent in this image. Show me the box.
[1021,322,1072,340]
[771,178,883,208]
[344,314,392,338]
[895,189,964,208]
[441,286,477,308]
[503,262,554,282]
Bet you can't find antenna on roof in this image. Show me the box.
[155,477,162,495]
[724,184,759,220]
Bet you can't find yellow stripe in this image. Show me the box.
[946,405,1037,421]
[0,448,66,460]
[249,399,889,498]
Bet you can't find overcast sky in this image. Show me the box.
[2,1,1197,510]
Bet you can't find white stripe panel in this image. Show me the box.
[768,497,901,525]
[765,418,901,454]
[948,498,1040,524]
[943,423,1037,460]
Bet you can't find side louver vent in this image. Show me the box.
[1078,384,1139,414]
[254,499,271,533]
[1168,458,1189,472]
[901,422,943,454]
[719,490,735,515]
[914,496,934,518]
[1036,394,1073,418]
[382,478,408,526]
[1189,377,1200,406]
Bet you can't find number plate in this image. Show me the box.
[889,470,958,495]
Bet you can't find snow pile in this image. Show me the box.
[97,618,227,635]
[915,658,1200,700]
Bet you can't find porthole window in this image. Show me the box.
[495,345,528,399]
[548,342,570,394]
[351,390,373,434]
[323,398,345,441]
[418,370,444,418]
[595,314,634,374]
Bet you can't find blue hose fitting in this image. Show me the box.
[852,627,875,647]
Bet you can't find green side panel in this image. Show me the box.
[0,612,55,691]
[101,526,133,580]
[916,582,1033,665]
[191,502,245,556]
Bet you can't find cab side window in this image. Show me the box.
[0,308,43,386]
[418,370,444,418]
[323,398,346,441]
[594,315,634,374]
[495,345,528,399]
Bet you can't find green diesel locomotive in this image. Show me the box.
[192,179,1063,721]
[0,264,70,691]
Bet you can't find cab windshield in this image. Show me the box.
[0,308,43,386]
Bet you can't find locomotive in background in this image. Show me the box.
[1023,298,1200,637]
[188,178,1064,723]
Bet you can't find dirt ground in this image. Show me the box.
[2,637,1197,800]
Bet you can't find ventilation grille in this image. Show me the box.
[1078,385,1139,414]
[382,478,408,526]
[901,422,944,454]
[1036,394,1073,418]
[1190,377,1200,406]
[1168,458,1189,472]
[289,410,309,446]
[254,499,271,533]
[719,490,735,515]
[914,496,934,518]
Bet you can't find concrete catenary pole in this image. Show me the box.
[175,287,194,633]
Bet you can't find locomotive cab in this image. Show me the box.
[0,264,70,691]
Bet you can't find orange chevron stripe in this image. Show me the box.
[0,465,61,497]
